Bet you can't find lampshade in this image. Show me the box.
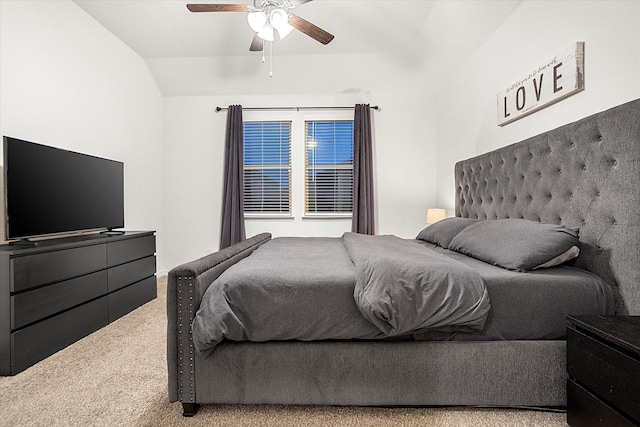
[270,8,288,28]
[270,9,293,39]
[247,11,267,32]
[276,22,294,39]
[257,23,275,41]
[426,208,447,224]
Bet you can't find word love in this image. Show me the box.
[497,42,584,126]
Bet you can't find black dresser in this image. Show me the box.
[566,315,640,426]
[0,231,156,375]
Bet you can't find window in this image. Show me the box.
[241,111,354,220]
[243,121,291,214]
[305,121,354,214]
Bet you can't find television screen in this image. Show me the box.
[3,136,124,240]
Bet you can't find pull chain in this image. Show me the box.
[269,41,273,78]
[258,39,273,77]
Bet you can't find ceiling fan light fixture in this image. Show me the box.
[186,0,335,76]
[247,11,267,32]
[276,22,294,39]
[269,8,293,39]
[270,8,288,27]
[257,23,275,41]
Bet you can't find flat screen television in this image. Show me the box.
[3,136,124,241]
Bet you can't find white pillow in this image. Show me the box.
[533,245,580,270]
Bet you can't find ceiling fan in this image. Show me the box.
[186,0,335,52]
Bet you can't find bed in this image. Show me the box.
[167,98,640,416]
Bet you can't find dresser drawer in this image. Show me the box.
[108,276,157,322]
[11,270,108,329]
[567,327,640,421]
[107,256,156,292]
[11,244,107,292]
[11,297,108,372]
[107,235,155,267]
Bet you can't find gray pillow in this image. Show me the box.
[448,218,579,271]
[416,217,479,248]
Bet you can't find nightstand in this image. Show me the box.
[566,315,640,426]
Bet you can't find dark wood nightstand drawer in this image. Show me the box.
[567,379,636,427]
[567,327,640,421]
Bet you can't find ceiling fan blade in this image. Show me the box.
[249,34,264,52]
[186,4,249,12]
[289,14,334,45]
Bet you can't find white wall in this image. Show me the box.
[162,54,437,269]
[434,0,640,213]
[5,1,635,274]
[0,1,165,267]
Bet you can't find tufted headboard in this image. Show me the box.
[455,98,640,315]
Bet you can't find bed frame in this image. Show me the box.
[167,98,640,416]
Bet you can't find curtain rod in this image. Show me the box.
[215,105,379,112]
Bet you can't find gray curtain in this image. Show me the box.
[220,105,246,249]
[352,104,375,234]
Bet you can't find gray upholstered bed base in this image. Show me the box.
[167,98,639,415]
[188,340,565,406]
[168,236,566,411]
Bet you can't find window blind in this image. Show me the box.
[305,120,354,214]
[243,121,291,214]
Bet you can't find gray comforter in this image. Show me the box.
[344,233,490,336]
[192,233,491,358]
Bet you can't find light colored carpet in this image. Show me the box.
[0,276,568,427]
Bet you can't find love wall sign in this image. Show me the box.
[497,42,584,126]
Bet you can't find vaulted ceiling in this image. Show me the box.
[74,0,522,96]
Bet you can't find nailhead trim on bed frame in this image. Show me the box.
[176,276,196,403]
